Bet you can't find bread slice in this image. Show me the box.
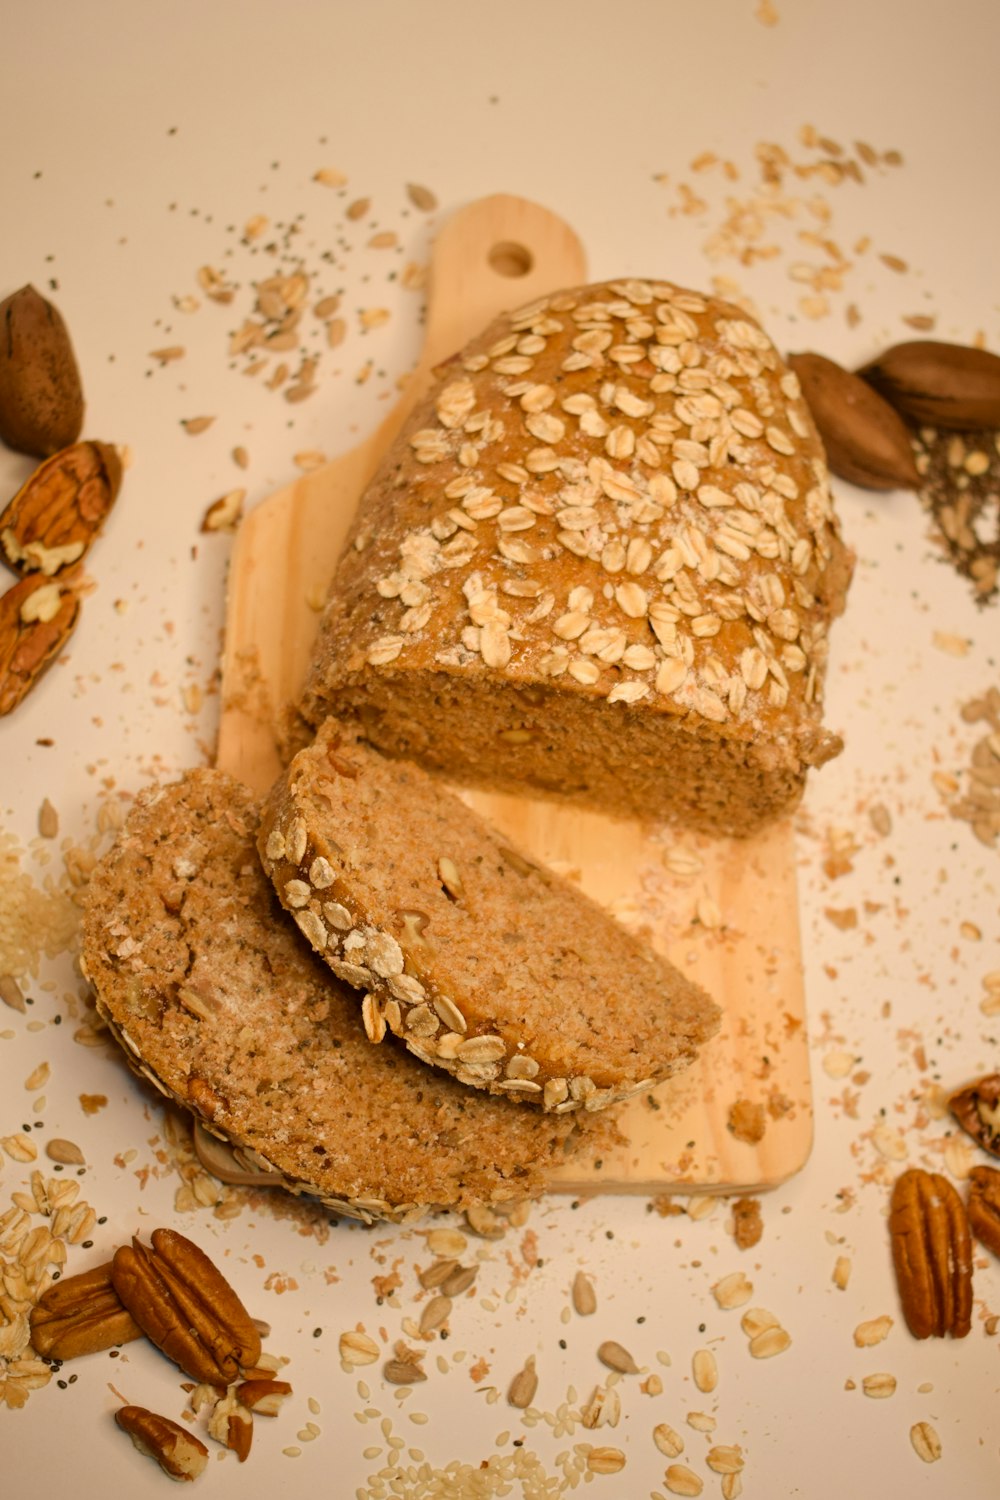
[80,769,612,1223]
[257,721,720,1112]
[299,278,853,837]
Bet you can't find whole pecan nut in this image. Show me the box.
[110,1228,261,1385]
[29,1260,142,1360]
[115,1404,209,1482]
[889,1168,973,1339]
[0,439,122,577]
[949,1073,1000,1158]
[967,1165,1000,1259]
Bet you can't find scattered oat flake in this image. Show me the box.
[181,417,215,435]
[293,451,327,472]
[910,1421,942,1463]
[832,1255,852,1290]
[879,253,909,273]
[665,1463,704,1496]
[712,1272,753,1309]
[149,346,185,363]
[346,198,370,221]
[314,167,348,188]
[368,231,398,250]
[854,1315,893,1347]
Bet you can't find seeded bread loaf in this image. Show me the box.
[257,721,720,1112]
[300,278,853,836]
[81,770,611,1223]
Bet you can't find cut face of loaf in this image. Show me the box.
[80,769,614,1223]
[258,722,721,1112]
[300,278,853,836]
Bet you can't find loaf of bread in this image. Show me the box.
[300,278,853,836]
[80,770,613,1223]
[257,721,720,1111]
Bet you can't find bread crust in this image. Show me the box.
[258,721,720,1112]
[301,278,852,835]
[81,769,613,1222]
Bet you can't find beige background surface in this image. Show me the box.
[1,2,999,1495]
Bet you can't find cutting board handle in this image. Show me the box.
[417,193,587,380]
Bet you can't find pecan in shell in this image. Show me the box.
[889,1167,972,1339]
[29,1260,142,1360]
[967,1165,1000,1259]
[0,439,122,577]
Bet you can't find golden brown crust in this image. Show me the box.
[301,278,852,835]
[81,769,614,1222]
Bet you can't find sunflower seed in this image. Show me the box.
[571,1272,597,1316]
[507,1355,538,1410]
[597,1340,638,1374]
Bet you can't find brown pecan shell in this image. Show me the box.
[967,1165,1000,1259]
[0,570,81,716]
[0,439,122,577]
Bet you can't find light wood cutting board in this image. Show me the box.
[216,194,813,1196]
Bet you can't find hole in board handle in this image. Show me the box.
[487,241,534,278]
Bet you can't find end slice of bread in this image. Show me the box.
[258,721,721,1112]
[81,768,613,1223]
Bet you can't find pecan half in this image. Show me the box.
[0,570,81,716]
[889,1168,972,1339]
[949,1073,1000,1158]
[115,1404,209,1482]
[0,439,122,576]
[29,1261,142,1360]
[110,1228,261,1385]
[967,1165,1000,1259]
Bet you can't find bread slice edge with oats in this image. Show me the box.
[80,767,613,1224]
[257,720,721,1112]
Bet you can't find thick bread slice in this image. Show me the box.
[299,278,853,837]
[257,722,720,1112]
[81,769,611,1223]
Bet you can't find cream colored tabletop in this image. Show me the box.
[2,2,999,1496]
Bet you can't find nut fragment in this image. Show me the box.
[948,1073,1000,1158]
[0,440,122,576]
[29,1261,143,1360]
[0,284,84,457]
[339,1329,380,1367]
[788,350,920,490]
[889,1168,972,1339]
[236,1378,292,1415]
[115,1404,209,1482]
[0,570,81,716]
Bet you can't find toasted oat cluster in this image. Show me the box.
[301,278,853,835]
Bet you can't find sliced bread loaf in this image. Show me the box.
[81,769,611,1223]
[299,278,853,837]
[257,721,721,1112]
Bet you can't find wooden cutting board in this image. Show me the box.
[216,194,812,1196]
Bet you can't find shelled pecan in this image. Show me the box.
[0,569,81,716]
[29,1261,143,1360]
[889,1168,972,1339]
[110,1227,262,1385]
